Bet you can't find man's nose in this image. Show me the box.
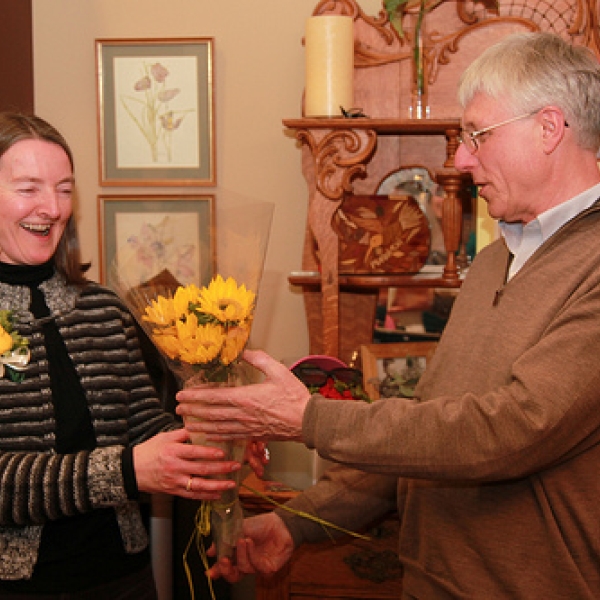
[454,142,477,173]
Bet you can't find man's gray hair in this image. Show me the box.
[458,32,600,151]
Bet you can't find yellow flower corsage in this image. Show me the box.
[0,310,30,382]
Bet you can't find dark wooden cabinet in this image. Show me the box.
[0,0,34,113]
[241,475,401,600]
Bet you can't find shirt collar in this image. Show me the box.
[500,182,600,256]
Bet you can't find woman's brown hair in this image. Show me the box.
[0,112,90,284]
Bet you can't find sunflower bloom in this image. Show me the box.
[221,324,251,365]
[145,277,256,376]
[198,275,256,323]
[153,331,184,360]
[177,319,225,365]
[173,284,202,320]
[143,295,178,326]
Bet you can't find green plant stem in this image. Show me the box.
[240,483,371,541]
[414,0,426,93]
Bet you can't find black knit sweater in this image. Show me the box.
[0,263,178,590]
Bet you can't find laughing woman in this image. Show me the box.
[0,112,261,599]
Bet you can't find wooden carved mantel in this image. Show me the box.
[286,0,600,364]
[286,118,464,361]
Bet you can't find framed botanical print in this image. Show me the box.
[361,342,438,400]
[96,38,216,186]
[98,194,215,286]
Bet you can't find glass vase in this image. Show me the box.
[408,12,430,119]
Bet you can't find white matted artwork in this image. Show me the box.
[361,342,438,400]
[113,55,200,169]
[96,38,215,186]
[98,194,215,286]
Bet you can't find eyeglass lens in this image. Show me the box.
[459,132,477,152]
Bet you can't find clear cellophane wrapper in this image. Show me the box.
[109,201,273,564]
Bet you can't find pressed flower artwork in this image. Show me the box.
[98,195,214,288]
[97,38,215,185]
[116,56,198,167]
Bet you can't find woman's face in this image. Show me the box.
[0,139,73,265]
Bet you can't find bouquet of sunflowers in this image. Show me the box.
[109,201,273,597]
[141,274,256,385]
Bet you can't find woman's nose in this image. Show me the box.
[38,190,62,218]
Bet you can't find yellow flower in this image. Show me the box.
[152,330,182,360]
[173,284,202,320]
[143,295,178,326]
[177,318,225,365]
[0,326,12,355]
[145,277,256,373]
[221,324,251,365]
[198,275,256,323]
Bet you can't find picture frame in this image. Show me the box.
[96,38,215,186]
[98,194,215,286]
[361,342,438,400]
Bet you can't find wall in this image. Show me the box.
[32,0,380,363]
[31,3,383,598]
[31,3,381,598]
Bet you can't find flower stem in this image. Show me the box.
[240,483,371,541]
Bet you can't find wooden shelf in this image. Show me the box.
[289,271,464,290]
[282,117,461,134]
[285,115,466,361]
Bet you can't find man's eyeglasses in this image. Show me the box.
[292,364,363,388]
[459,110,539,154]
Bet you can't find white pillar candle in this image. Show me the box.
[305,15,354,118]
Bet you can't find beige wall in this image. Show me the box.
[32,0,382,361]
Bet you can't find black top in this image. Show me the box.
[0,262,149,592]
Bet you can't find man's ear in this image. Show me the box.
[539,106,568,153]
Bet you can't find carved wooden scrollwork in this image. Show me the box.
[296,128,377,201]
[427,17,538,81]
[311,0,600,87]
[458,0,592,38]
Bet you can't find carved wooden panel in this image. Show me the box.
[310,0,600,119]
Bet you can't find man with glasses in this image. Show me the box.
[178,32,600,599]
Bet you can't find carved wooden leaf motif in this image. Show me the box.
[332,194,430,274]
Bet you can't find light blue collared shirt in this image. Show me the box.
[499,182,600,280]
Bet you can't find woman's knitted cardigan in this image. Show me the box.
[0,272,177,580]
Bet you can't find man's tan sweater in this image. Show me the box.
[278,201,600,599]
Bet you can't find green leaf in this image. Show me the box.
[384,0,411,38]
[6,367,25,384]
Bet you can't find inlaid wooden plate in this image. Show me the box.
[332,194,430,274]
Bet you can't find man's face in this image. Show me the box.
[454,92,542,224]
[0,139,73,265]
